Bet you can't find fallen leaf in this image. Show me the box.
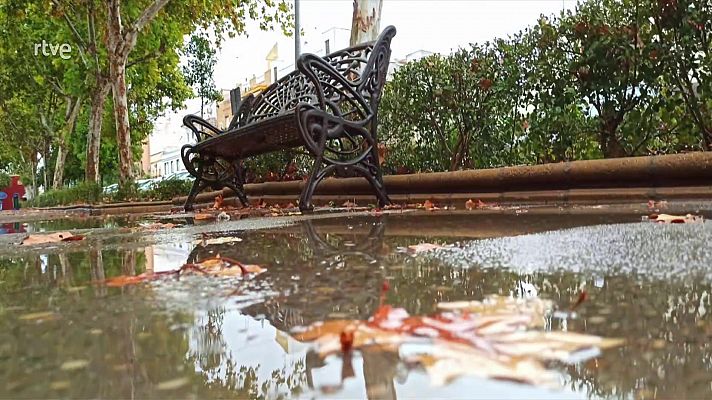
[193,236,243,246]
[213,194,224,210]
[104,275,148,287]
[194,213,216,221]
[100,256,266,288]
[156,377,190,391]
[340,329,355,353]
[295,295,623,388]
[18,311,58,321]
[465,199,476,210]
[570,290,588,311]
[342,200,358,208]
[21,232,81,245]
[423,200,437,211]
[647,213,703,224]
[139,222,177,230]
[60,359,90,371]
[407,243,446,254]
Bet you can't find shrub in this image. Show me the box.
[26,182,103,207]
[144,177,193,201]
[0,172,10,189]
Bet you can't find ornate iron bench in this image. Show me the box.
[181,26,396,212]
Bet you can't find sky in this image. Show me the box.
[150,0,575,153]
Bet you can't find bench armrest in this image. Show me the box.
[296,53,372,120]
[183,114,223,142]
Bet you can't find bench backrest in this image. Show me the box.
[228,26,396,130]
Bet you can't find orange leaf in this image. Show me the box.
[465,199,476,210]
[423,200,437,211]
[21,231,81,245]
[408,243,445,254]
[104,274,149,287]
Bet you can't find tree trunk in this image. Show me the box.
[110,57,134,186]
[600,117,627,158]
[86,80,110,183]
[350,0,383,46]
[53,96,83,189]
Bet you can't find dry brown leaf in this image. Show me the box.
[407,243,446,254]
[101,256,266,287]
[21,231,82,245]
[213,194,224,210]
[465,199,476,210]
[193,237,243,246]
[294,295,624,388]
[194,213,216,221]
[423,199,438,211]
[342,200,358,208]
[139,222,177,231]
[647,213,703,224]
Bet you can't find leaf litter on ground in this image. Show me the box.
[293,294,623,388]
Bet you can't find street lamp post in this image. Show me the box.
[294,0,301,65]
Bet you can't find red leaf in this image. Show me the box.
[340,330,354,353]
[571,290,588,311]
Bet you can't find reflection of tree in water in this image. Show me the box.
[189,307,228,373]
[186,305,308,398]
[559,278,712,399]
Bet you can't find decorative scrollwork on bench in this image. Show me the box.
[180,26,397,212]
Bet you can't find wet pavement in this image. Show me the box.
[1,204,712,398]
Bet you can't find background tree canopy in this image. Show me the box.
[1,0,710,196]
[380,0,711,173]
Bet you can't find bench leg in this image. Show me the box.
[184,179,208,211]
[366,145,391,208]
[299,155,334,213]
[224,180,249,208]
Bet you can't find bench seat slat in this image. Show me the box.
[194,114,302,159]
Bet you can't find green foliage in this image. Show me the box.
[183,33,222,118]
[0,172,10,189]
[144,177,193,201]
[380,0,707,172]
[26,182,103,208]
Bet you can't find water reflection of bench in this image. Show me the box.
[184,217,398,398]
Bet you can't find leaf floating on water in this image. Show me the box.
[646,213,703,224]
[18,311,58,321]
[60,359,90,371]
[156,377,190,391]
[138,222,178,231]
[104,275,147,287]
[100,256,266,287]
[295,295,623,388]
[407,243,447,254]
[194,236,243,246]
[20,231,83,245]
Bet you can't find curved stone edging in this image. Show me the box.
[173,152,712,205]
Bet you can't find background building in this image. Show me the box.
[0,175,25,210]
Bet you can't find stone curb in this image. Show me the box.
[173,152,712,207]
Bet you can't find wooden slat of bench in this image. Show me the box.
[194,114,303,159]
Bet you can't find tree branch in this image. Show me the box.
[121,0,171,58]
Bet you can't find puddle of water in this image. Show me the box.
[0,216,149,235]
[1,213,711,398]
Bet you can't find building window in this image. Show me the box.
[164,162,168,175]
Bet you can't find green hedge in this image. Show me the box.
[0,172,10,189]
[26,177,194,207]
[26,182,103,207]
